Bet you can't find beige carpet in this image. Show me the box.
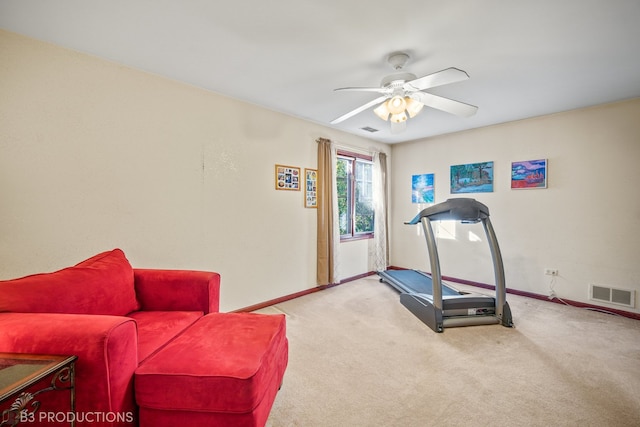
[259,275,640,427]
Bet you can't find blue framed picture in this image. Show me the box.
[412,173,434,203]
[450,161,494,193]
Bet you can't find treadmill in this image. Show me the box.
[379,198,513,333]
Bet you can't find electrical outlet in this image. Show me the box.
[544,269,558,276]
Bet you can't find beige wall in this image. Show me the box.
[3,29,639,315]
[390,98,640,314]
[0,30,389,311]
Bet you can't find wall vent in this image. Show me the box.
[589,284,635,308]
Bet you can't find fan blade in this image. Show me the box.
[404,67,470,92]
[334,86,392,94]
[411,92,478,117]
[330,95,390,124]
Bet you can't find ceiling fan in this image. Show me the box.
[330,52,478,133]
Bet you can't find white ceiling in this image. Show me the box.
[2,0,640,144]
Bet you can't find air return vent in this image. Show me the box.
[589,284,635,308]
[360,126,379,133]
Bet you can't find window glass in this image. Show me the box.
[355,161,373,234]
[337,152,374,239]
[336,158,351,236]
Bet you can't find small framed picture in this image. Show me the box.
[275,164,301,191]
[412,173,434,204]
[511,159,548,189]
[305,168,318,208]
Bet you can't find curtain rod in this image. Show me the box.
[316,138,376,156]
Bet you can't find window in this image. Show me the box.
[337,151,374,239]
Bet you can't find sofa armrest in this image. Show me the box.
[0,313,138,415]
[133,269,220,314]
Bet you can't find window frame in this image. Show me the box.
[336,150,374,242]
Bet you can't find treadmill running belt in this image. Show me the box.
[384,270,460,296]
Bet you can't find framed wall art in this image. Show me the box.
[305,168,318,208]
[450,161,494,194]
[275,164,300,191]
[511,159,548,189]
[412,173,435,203]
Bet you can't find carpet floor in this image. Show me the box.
[260,275,640,426]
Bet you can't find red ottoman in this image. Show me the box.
[134,312,288,427]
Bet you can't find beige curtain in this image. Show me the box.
[371,152,389,271]
[317,138,337,285]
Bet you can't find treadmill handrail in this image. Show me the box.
[405,198,489,224]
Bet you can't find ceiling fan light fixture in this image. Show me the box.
[387,95,407,115]
[373,102,390,121]
[405,97,424,118]
[390,111,407,123]
[390,120,407,134]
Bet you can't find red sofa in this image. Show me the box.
[0,249,287,426]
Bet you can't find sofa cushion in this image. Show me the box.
[135,312,288,414]
[128,310,203,362]
[0,248,139,316]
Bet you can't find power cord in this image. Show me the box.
[547,274,557,300]
[547,274,624,317]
